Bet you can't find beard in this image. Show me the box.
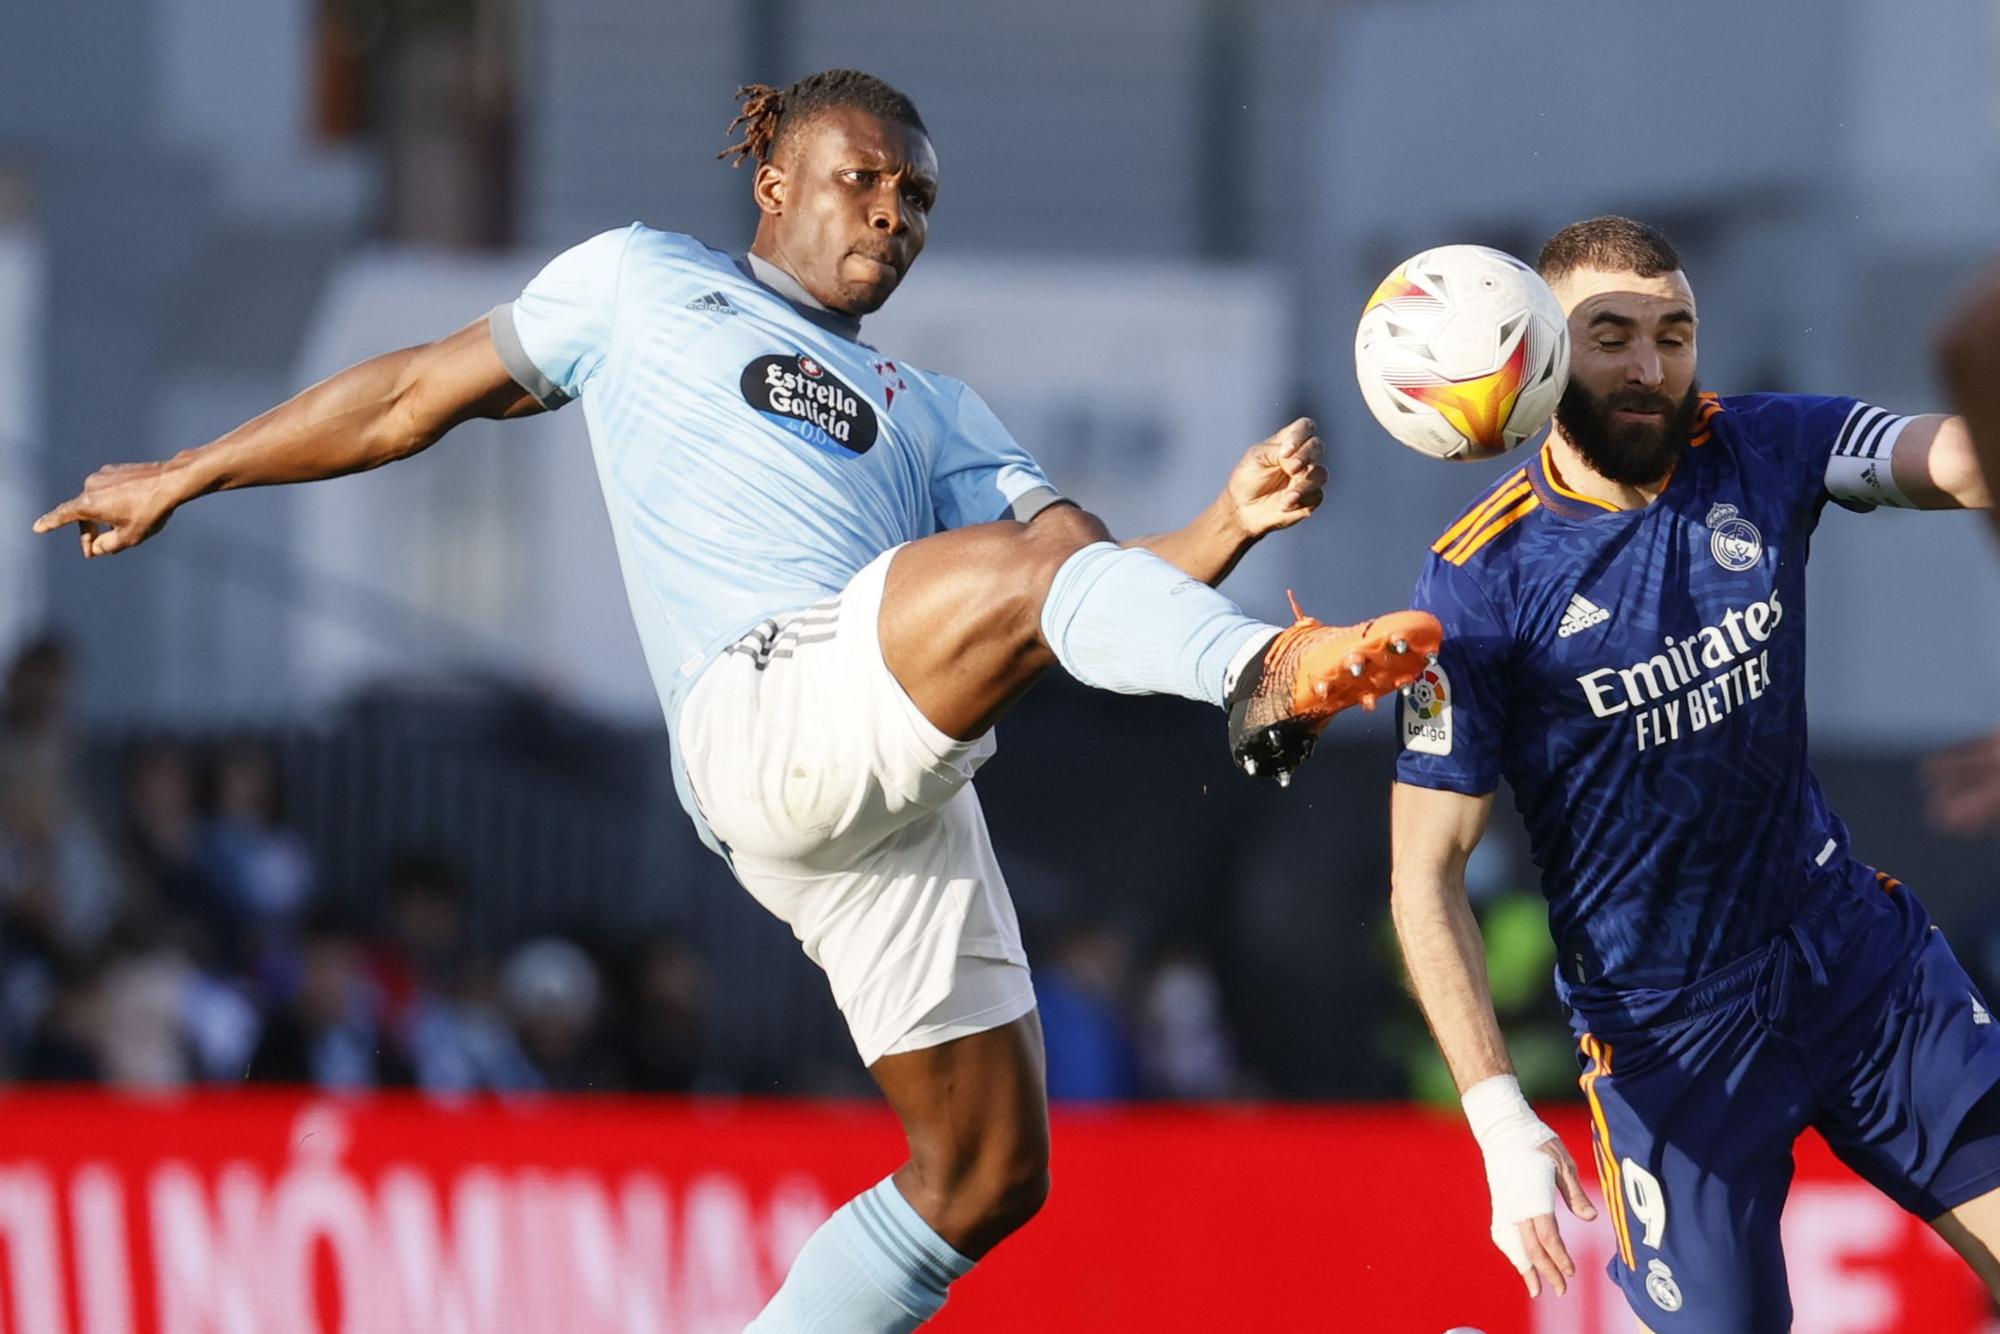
[1554,380,1703,486]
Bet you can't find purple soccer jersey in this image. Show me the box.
[1395,392,1919,1029]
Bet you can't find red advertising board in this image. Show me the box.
[0,1091,1982,1333]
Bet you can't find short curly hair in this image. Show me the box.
[719,69,927,169]
[1538,216,1683,283]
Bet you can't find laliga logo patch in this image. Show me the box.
[1645,1259,1683,1313]
[1705,503,1763,572]
[741,353,879,456]
[1401,663,1452,756]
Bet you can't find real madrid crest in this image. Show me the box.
[1645,1259,1683,1313]
[1705,503,1763,572]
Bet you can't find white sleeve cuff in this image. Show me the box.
[487,302,573,410]
[1824,403,1914,510]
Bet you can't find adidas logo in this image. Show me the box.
[1975,994,1991,1027]
[685,291,735,314]
[1557,593,1611,639]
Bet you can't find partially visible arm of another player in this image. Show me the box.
[1391,780,1597,1299]
[35,319,539,558]
[1123,417,1327,586]
[1885,414,1992,510]
[1917,274,2000,834]
[1938,270,2000,529]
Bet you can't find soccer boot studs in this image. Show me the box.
[1226,594,1443,785]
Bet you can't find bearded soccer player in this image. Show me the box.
[1389,216,2000,1332]
[35,71,1439,1331]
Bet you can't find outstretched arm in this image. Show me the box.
[35,317,539,558]
[1126,417,1327,586]
[1938,269,2000,530]
[1917,275,2000,836]
[1391,780,1597,1300]
[1886,415,1991,510]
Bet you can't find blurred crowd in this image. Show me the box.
[1033,918,1256,1101]
[0,632,1259,1102]
[0,634,712,1097]
[2,623,1993,1105]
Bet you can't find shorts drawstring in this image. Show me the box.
[1750,919,1830,1041]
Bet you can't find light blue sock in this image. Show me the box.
[746,1176,974,1333]
[1039,542,1276,707]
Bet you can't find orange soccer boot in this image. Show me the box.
[1225,594,1444,784]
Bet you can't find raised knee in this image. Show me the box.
[1017,503,1117,618]
[1027,501,1105,549]
[1019,503,1112,581]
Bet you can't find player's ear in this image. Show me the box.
[752,161,785,218]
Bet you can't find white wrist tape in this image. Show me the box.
[1462,1074,1560,1271]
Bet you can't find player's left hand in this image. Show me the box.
[1492,1137,1598,1300]
[1226,418,1326,537]
[1923,728,2000,835]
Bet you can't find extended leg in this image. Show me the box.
[877,503,1438,776]
[877,503,1125,740]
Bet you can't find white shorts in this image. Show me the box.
[678,548,1035,1067]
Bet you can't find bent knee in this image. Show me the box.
[887,505,1107,648]
[992,1151,1051,1226]
[973,507,1113,643]
[1009,503,1111,585]
[1024,501,1108,550]
[962,1147,1049,1241]
[909,1134,1050,1245]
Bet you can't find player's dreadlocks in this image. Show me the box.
[719,69,927,169]
[1538,216,1683,282]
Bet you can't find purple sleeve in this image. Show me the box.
[1394,555,1514,796]
[1725,392,1915,516]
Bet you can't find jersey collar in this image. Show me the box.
[1530,439,1681,519]
[738,252,865,343]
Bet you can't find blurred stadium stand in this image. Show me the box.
[0,625,1980,1107]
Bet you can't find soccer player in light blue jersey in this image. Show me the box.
[35,69,1441,1331]
[1391,217,2000,1332]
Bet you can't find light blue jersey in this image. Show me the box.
[491,224,1058,848]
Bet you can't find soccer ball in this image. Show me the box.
[1354,244,1569,461]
